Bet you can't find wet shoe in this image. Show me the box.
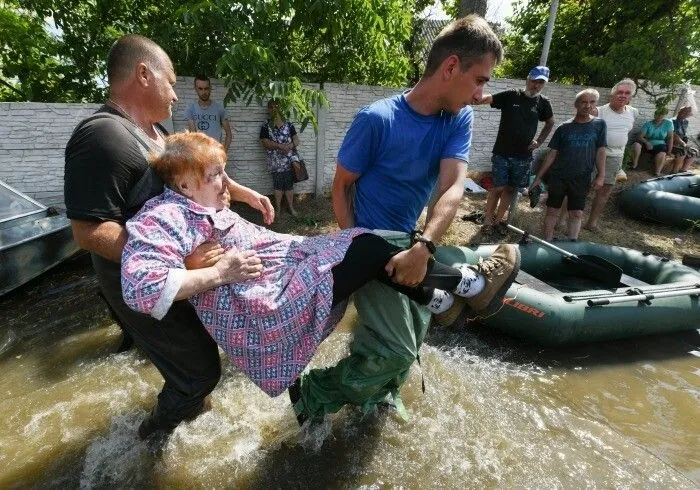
[434,295,471,328]
[138,410,177,441]
[465,244,521,318]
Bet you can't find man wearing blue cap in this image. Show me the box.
[476,66,555,233]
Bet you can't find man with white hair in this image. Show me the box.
[584,78,639,232]
[530,89,607,241]
[476,66,555,233]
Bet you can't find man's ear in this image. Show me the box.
[135,62,149,88]
[442,54,460,81]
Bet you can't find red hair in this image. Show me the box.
[149,132,226,186]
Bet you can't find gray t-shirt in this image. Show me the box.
[548,117,607,179]
[185,100,227,142]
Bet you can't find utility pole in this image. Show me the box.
[540,0,559,66]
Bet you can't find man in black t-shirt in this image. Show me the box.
[475,66,555,232]
[64,34,273,446]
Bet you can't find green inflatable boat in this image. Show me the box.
[434,241,700,345]
[619,172,700,229]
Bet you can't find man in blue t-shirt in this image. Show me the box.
[530,89,607,241]
[291,16,521,426]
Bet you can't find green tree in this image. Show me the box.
[3,0,435,127]
[501,0,700,108]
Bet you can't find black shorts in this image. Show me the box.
[645,144,668,155]
[271,169,294,191]
[545,173,591,211]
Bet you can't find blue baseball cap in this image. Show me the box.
[528,66,550,81]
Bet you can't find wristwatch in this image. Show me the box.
[413,235,436,254]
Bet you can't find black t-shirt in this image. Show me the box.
[491,89,554,158]
[64,106,166,224]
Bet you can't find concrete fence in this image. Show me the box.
[1,77,697,208]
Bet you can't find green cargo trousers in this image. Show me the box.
[296,232,433,420]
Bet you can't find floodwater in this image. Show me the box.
[0,255,698,489]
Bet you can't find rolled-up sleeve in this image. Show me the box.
[121,205,193,319]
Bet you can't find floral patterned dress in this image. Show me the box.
[122,188,367,396]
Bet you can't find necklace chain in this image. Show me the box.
[107,98,164,150]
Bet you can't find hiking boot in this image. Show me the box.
[434,295,471,328]
[465,244,521,318]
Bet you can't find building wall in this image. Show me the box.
[1,78,697,208]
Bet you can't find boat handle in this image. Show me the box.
[587,287,700,307]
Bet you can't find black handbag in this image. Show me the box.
[291,150,309,183]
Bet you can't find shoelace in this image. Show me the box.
[476,255,506,276]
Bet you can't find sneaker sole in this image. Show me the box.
[469,247,521,320]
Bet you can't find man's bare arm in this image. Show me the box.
[386,159,466,287]
[423,158,468,242]
[222,119,232,153]
[531,149,559,186]
[331,162,360,229]
[71,220,127,263]
[473,94,493,105]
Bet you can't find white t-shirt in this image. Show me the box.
[597,103,639,156]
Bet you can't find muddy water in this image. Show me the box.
[0,256,698,489]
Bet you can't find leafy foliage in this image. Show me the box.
[1,0,434,128]
[501,0,700,109]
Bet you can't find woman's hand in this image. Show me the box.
[214,249,263,284]
[184,241,225,269]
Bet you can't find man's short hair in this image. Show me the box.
[611,78,636,95]
[575,88,600,103]
[107,34,170,86]
[194,74,210,86]
[424,15,503,76]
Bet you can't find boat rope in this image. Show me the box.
[470,283,526,321]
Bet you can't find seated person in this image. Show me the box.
[671,106,699,173]
[121,132,519,400]
[631,107,674,175]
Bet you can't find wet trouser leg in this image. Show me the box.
[299,233,432,419]
[92,254,221,429]
[331,233,462,307]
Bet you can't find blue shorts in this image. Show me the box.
[491,154,532,188]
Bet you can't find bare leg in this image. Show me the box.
[653,152,667,176]
[274,190,283,216]
[495,186,514,223]
[543,207,561,241]
[584,184,613,231]
[631,142,642,169]
[484,187,504,226]
[567,209,584,240]
[682,157,696,171]
[672,154,684,173]
[284,190,298,217]
[557,197,568,231]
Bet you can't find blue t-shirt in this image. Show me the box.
[337,94,472,232]
[548,117,607,179]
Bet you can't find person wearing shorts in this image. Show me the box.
[584,78,639,232]
[530,89,607,240]
[475,66,555,233]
